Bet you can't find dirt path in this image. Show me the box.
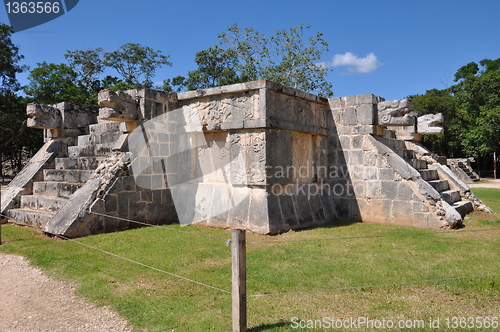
[0,253,133,332]
[469,179,500,189]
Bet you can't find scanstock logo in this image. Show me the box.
[4,0,79,32]
[127,106,250,226]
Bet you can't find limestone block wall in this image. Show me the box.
[171,81,334,234]
[6,81,481,237]
[327,94,453,228]
[43,102,99,141]
[86,175,176,234]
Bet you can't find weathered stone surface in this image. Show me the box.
[44,178,103,236]
[20,195,67,213]
[381,181,399,199]
[447,158,480,183]
[7,208,54,229]
[440,200,463,228]
[247,188,270,234]
[4,81,486,237]
[440,190,461,204]
[356,104,375,125]
[98,89,138,122]
[377,98,416,126]
[1,138,69,218]
[26,103,61,129]
[417,113,444,135]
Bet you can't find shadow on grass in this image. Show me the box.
[286,219,361,234]
[249,321,289,331]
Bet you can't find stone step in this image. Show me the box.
[452,200,474,218]
[7,208,55,229]
[68,146,95,158]
[411,159,428,169]
[418,169,439,181]
[383,130,397,139]
[94,143,114,156]
[55,157,107,170]
[88,122,121,134]
[402,149,416,160]
[440,190,461,205]
[428,179,450,192]
[385,138,406,150]
[33,181,83,198]
[44,169,93,183]
[77,132,123,146]
[20,195,68,213]
[67,143,117,157]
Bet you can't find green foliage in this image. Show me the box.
[0,23,26,92]
[103,43,172,89]
[23,62,93,104]
[22,44,174,104]
[452,59,500,158]
[0,24,41,174]
[218,24,269,82]
[264,24,332,96]
[170,45,241,91]
[172,24,333,97]
[411,89,462,157]
[0,23,26,147]
[100,75,139,91]
[471,188,500,212]
[0,92,42,173]
[411,58,500,160]
[64,48,105,94]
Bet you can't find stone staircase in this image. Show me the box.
[6,122,122,229]
[383,132,473,219]
[416,163,473,218]
[448,158,481,182]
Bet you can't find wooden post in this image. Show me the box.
[494,152,497,180]
[0,174,2,246]
[232,229,247,332]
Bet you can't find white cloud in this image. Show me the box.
[330,52,381,73]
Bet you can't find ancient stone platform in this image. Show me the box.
[0,81,491,237]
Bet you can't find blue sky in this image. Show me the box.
[1,0,499,100]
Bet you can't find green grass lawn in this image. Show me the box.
[1,188,499,331]
[474,179,492,184]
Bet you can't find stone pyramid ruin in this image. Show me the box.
[1,81,491,237]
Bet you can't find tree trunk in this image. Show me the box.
[0,120,27,149]
[494,151,497,180]
[0,151,3,185]
[16,147,22,174]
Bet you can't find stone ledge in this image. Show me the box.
[177,80,329,104]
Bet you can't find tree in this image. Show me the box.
[452,58,500,159]
[263,24,332,96]
[23,62,93,104]
[410,89,462,157]
[169,46,241,91]
[217,24,269,83]
[104,43,172,88]
[0,91,27,149]
[161,75,187,92]
[0,24,38,176]
[64,48,105,94]
[0,24,26,92]
[100,75,138,91]
[170,24,333,97]
[411,58,500,167]
[0,92,42,174]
